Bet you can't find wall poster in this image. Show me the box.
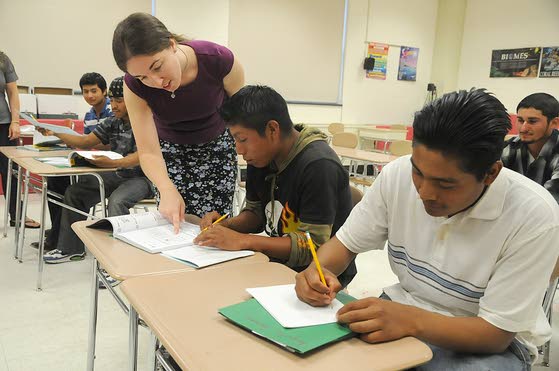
[366,42,389,79]
[540,47,559,78]
[490,47,541,77]
[397,46,419,81]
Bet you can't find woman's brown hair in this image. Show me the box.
[112,12,187,72]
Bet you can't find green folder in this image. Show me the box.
[218,292,356,354]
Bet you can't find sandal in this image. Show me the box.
[9,218,41,229]
[25,218,41,229]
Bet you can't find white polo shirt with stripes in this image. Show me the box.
[337,155,559,358]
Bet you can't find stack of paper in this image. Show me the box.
[246,284,344,328]
[219,284,356,354]
[35,156,70,167]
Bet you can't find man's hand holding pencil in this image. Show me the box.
[294,233,342,307]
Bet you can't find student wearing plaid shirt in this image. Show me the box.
[501,93,559,203]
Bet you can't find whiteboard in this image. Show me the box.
[228,0,346,104]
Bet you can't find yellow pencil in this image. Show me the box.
[202,213,229,232]
[305,231,327,287]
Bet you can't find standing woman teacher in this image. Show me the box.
[112,13,244,231]
[0,51,39,228]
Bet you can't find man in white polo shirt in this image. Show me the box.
[295,88,559,370]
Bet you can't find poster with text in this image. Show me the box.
[366,42,389,79]
[397,46,419,81]
[540,47,559,78]
[490,47,541,77]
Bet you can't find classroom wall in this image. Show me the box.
[430,0,467,94]
[457,0,559,112]
[0,0,150,90]
[339,0,439,125]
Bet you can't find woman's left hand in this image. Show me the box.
[8,122,20,140]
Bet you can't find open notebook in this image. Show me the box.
[87,211,254,268]
[35,150,123,167]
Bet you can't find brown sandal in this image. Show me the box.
[24,218,40,229]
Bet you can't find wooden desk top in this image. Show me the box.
[10,156,117,176]
[0,146,71,159]
[72,220,269,281]
[331,145,399,164]
[120,263,432,370]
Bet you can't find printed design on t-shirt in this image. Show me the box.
[264,201,300,236]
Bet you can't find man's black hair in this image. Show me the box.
[413,88,511,181]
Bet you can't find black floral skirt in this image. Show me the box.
[158,129,237,217]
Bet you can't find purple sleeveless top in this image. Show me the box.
[124,40,234,145]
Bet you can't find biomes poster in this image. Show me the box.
[490,47,541,77]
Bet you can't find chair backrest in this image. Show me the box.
[332,132,358,148]
[328,123,345,135]
[349,186,363,209]
[389,140,412,156]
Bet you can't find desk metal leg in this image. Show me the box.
[36,177,48,290]
[3,158,13,237]
[148,332,158,371]
[13,165,22,257]
[129,305,139,371]
[16,170,30,262]
[87,258,100,371]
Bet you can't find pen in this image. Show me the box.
[202,213,229,232]
[305,231,327,287]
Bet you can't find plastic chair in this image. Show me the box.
[332,132,358,148]
[388,140,413,156]
[327,123,345,136]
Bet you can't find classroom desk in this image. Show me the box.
[0,146,73,239]
[6,154,116,291]
[357,127,408,152]
[121,262,432,371]
[72,220,269,371]
[331,145,399,164]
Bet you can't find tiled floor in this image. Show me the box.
[0,194,557,370]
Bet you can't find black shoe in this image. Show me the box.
[30,240,56,251]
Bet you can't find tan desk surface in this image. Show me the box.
[0,146,71,159]
[120,263,432,371]
[11,156,117,176]
[72,220,269,281]
[331,145,399,164]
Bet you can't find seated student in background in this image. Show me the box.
[195,85,356,287]
[41,77,153,264]
[34,72,114,250]
[80,72,112,134]
[502,93,559,202]
[295,89,559,370]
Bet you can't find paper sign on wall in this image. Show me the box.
[366,42,389,79]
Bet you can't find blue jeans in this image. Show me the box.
[378,293,531,371]
[55,172,154,254]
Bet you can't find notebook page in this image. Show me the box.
[117,220,200,253]
[162,245,254,268]
[106,211,169,234]
[246,284,344,328]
